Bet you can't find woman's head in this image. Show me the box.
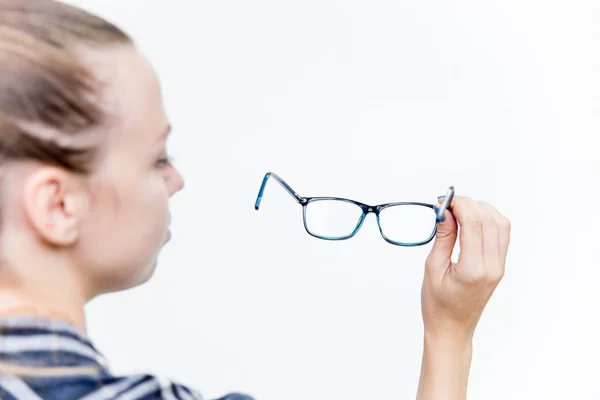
[0,0,184,303]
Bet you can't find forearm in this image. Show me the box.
[416,332,473,400]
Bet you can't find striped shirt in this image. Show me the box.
[0,317,254,400]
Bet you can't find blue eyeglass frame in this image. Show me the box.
[255,172,455,247]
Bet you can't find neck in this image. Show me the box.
[0,288,87,331]
[0,252,89,332]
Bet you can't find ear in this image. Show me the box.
[23,167,89,247]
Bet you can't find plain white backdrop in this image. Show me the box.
[62,0,599,399]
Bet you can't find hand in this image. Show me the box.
[416,195,510,400]
[422,195,511,341]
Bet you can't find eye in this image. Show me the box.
[156,155,174,168]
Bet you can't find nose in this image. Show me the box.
[168,166,185,197]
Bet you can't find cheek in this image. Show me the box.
[117,174,170,240]
[77,174,170,289]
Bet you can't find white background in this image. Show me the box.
[64,0,599,399]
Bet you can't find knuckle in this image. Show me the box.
[477,201,496,222]
[488,268,505,283]
[477,200,489,208]
[483,214,496,227]
[464,264,505,285]
[462,199,482,227]
[435,228,454,240]
[467,216,482,230]
[465,268,487,284]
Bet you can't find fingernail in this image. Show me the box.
[437,196,445,204]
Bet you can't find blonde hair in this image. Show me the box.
[0,0,132,173]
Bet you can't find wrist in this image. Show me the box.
[424,326,474,348]
[423,316,476,345]
[423,330,473,362]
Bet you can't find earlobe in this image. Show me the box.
[24,168,85,247]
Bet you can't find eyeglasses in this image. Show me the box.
[254,172,455,246]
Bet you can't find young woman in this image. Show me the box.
[0,1,510,399]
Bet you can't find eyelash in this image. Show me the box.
[156,155,174,167]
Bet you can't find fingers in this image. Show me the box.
[426,193,511,285]
[447,196,484,269]
[450,196,510,283]
[477,201,501,277]
[488,204,511,267]
[426,206,458,273]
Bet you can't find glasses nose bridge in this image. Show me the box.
[356,204,380,235]
[362,204,378,215]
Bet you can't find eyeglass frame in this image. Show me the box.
[254,172,455,247]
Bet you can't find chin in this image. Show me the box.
[99,260,160,295]
[137,260,159,285]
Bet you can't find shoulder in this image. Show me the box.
[212,394,255,400]
[95,374,254,400]
[1,371,254,400]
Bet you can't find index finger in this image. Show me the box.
[446,195,484,261]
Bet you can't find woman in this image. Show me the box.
[0,1,510,399]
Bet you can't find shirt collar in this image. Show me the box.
[0,316,109,371]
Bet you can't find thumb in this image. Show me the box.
[426,199,458,273]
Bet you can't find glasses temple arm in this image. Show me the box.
[255,172,304,210]
[435,186,455,222]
